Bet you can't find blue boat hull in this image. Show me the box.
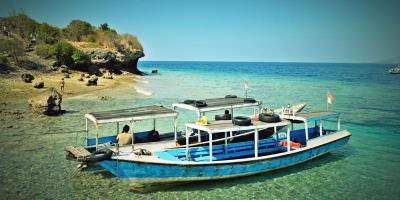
[99,135,350,186]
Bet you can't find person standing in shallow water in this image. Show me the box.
[60,78,65,94]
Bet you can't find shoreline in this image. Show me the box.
[0,71,140,103]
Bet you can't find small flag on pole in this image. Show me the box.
[327,91,334,104]
[244,80,249,89]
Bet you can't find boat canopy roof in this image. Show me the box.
[185,119,291,133]
[85,105,178,124]
[172,97,262,112]
[282,111,339,122]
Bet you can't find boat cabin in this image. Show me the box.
[83,105,179,151]
[154,110,343,163]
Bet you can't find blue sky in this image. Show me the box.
[0,0,399,63]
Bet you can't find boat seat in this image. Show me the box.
[154,151,180,161]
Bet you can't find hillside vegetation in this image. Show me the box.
[0,13,144,74]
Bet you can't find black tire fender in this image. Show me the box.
[215,114,232,120]
[195,100,207,107]
[258,113,281,123]
[225,95,237,98]
[243,98,256,103]
[233,116,251,126]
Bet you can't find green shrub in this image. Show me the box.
[2,13,39,40]
[0,55,8,65]
[35,44,53,58]
[99,23,117,34]
[63,20,93,41]
[0,38,24,64]
[72,49,90,65]
[37,23,60,44]
[85,34,96,43]
[49,41,75,65]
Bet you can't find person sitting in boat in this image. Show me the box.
[116,125,133,145]
[214,110,232,120]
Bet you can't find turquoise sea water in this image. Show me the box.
[1,61,399,199]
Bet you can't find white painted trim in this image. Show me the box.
[85,113,178,124]
[112,130,351,166]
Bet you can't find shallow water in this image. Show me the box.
[0,61,399,199]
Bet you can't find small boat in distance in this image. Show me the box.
[65,96,351,187]
[388,66,400,74]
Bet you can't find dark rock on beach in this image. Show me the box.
[86,75,98,86]
[21,73,34,83]
[29,88,63,115]
[33,81,44,88]
[77,74,84,81]
[59,65,70,74]
[103,71,113,79]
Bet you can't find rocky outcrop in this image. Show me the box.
[86,75,98,86]
[103,71,113,79]
[33,81,44,88]
[29,88,63,115]
[84,49,144,75]
[77,74,84,81]
[21,73,34,83]
[59,65,70,73]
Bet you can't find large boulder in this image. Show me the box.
[59,65,70,73]
[86,75,98,86]
[103,71,113,79]
[29,88,63,115]
[33,81,44,88]
[21,73,34,83]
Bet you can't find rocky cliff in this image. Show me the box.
[0,14,145,75]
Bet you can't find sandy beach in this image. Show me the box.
[0,71,139,103]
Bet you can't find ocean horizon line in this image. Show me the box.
[139,60,389,65]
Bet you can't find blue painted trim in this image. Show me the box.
[158,138,278,161]
[98,135,350,184]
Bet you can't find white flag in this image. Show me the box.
[327,91,334,104]
[244,80,249,89]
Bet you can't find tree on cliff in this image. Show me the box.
[62,20,93,41]
[37,23,60,44]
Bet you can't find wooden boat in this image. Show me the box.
[65,97,351,187]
